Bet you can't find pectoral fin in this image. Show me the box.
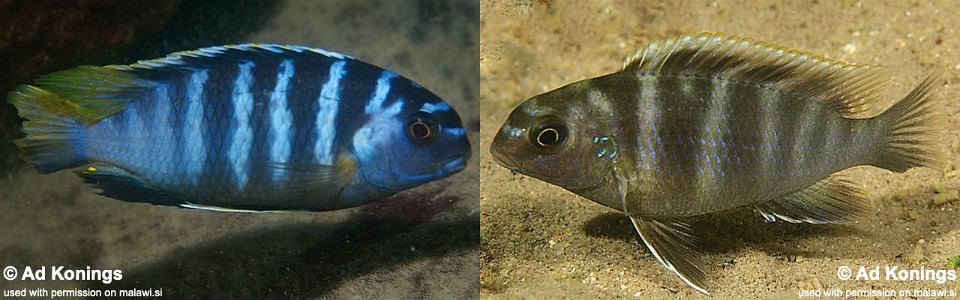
[262,161,338,195]
[258,152,356,199]
[628,214,709,294]
[756,175,867,224]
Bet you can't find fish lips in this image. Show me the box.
[379,153,470,190]
[489,142,559,180]
[441,155,469,175]
[489,133,519,169]
[488,145,517,171]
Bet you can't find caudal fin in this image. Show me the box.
[874,72,947,172]
[8,85,87,173]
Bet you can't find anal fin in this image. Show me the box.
[756,175,868,224]
[628,214,708,294]
[76,164,183,206]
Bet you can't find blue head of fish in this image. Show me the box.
[348,79,471,198]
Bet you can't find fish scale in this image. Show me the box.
[491,32,945,293]
[629,76,849,214]
[9,44,471,212]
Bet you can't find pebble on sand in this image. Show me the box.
[931,190,959,205]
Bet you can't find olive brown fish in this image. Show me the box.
[490,33,945,293]
[9,44,471,212]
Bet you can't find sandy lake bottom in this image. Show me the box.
[481,1,960,298]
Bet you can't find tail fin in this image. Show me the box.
[8,85,87,173]
[874,72,947,172]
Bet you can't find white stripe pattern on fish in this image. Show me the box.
[269,59,294,182]
[228,61,256,190]
[315,60,346,165]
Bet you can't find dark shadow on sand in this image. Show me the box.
[89,214,478,298]
[583,204,869,259]
[87,183,479,298]
[580,183,960,271]
[583,186,957,262]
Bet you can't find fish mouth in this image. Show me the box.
[489,145,520,172]
[441,156,468,175]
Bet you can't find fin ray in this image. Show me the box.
[7,85,87,173]
[33,66,153,121]
[32,44,355,123]
[756,175,867,224]
[629,215,709,294]
[622,32,888,117]
[110,44,353,75]
[76,164,180,205]
[180,203,309,214]
[260,161,341,199]
[873,71,947,172]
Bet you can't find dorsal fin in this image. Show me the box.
[111,44,354,73]
[622,32,889,117]
[30,44,355,122]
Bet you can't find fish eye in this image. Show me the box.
[411,121,430,139]
[406,111,439,145]
[529,116,567,152]
[536,128,559,146]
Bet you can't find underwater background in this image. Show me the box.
[480,1,959,298]
[0,0,479,298]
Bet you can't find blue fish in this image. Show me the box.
[8,44,471,212]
